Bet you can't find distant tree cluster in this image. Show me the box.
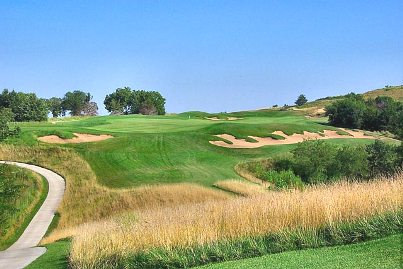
[104,87,166,115]
[0,89,99,122]
[0,89,48,121]
[326,93,403,139]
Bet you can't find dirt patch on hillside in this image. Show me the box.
[38,133,113,144]
[209,128,375,149]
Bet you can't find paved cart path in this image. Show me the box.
[0,161,65,269]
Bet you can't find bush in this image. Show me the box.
[260,170,303,189]
[248,140,400,186]
[366,140,399,176]
[333,146,369,179]
[325,93,366,129]
[291,140,338,183]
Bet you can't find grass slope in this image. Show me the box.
[26,240,70,269]
[6,110,379,188]
[197,234,402,269]
[0,165,48,250]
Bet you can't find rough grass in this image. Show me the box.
[213,180,267,196]
[0,145,231,244]
[196,234,402,269]
[69,174,402,268]
[0,165,48,250]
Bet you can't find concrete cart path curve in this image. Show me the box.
[0,161,65,269]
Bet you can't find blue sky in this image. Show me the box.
[1,0,402,114]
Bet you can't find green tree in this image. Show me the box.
[104,87,133,114]
[131,90,166,115]
[47,97,64,117]
[0,108,20,141]
[62,91,93,116]
[325,93,366,128]
[0,89,48,122]
[295,94,308,106]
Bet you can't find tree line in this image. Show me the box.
[325,93,403,139]
[0,87,166,141]
[0,87,166,120]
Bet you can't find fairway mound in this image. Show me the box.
[38,133,113,144]
[205,116,243,121]
[210,128,375,148]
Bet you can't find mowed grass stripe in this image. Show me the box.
[196,234,402,269]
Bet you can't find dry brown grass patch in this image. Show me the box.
[70,174,402,266]
[214,179,267,196]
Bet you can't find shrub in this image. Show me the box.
[325,93,366,129]
[366,140,399,176]
[260,170,303,189]
[333,146,369,179]
[291,140,338,183]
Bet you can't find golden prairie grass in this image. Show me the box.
[214,179,267,196]
[70,174,403,267]
[0,145,231,243]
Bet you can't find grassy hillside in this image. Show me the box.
[301,85,403,110]
[6,110,379,188]
[0,164,48,250]
[197,234,401,269]
[363,85,403,101]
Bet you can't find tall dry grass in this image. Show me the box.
[0,145,231,243]
[214,179,267,196]
[70,174,403,268]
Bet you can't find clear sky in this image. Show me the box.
[1,0,402,114]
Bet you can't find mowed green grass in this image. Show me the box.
[196,234,402,269]
[11,110,378,188]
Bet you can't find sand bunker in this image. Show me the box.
[38,133,113,144]
[209,128,375,149]
[205,117,243,121]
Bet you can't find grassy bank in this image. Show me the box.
[0,145,231,244]
[196,234,402,269]
[0,164,48,250]
[69,175,402,268]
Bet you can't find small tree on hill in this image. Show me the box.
[295,94,308,106]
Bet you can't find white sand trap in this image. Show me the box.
[205,117,243,121]
[38,133,113,144]
[209,128,375,149]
